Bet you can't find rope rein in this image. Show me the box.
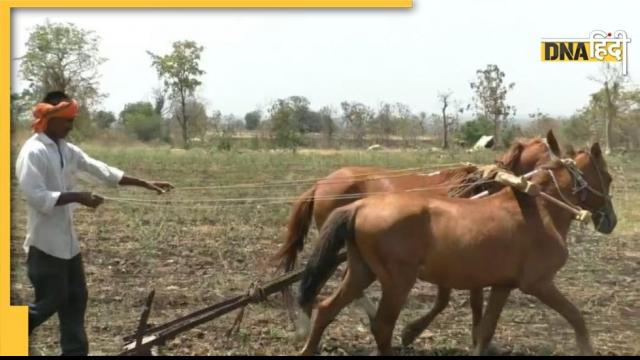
[102,178,499,209]
[173,162,471,191]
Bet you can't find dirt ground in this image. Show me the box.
[10,145,640,356]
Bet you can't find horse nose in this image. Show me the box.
[597,210,617,234]
[607,210,618,232]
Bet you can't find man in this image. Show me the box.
[15,91,174,356]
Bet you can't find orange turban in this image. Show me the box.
[31,100,79,133]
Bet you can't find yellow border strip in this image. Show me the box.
[1,2,28,357]
[1,0,412,356]
[6,0,412,8]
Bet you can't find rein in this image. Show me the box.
[496,154,611,224]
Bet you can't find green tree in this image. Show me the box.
[616,89,640,150]
[588,63,627,154]
[371,103,394,145]
[152,87,169,117]
[66,104,95,142]
[393,103,420,147]
[418,111,428,134]
[561,111,594,145]
[438,92,452,149]
[208,110,223,133]
[341,101,373,147]
[284,96,320,133]
[523,110,561,139]
[564,86,640,151]
[436,92,464,149]
[10,89,34,130]
[175,99,208,141]
[93,110,116,129]
[120,102,162,142]
[152,88,171,142]
[19,21,106,107]
[148,40,205,148]
[470,64,516,148]
[319,106,336,147]
[268,98,303,150]
[244,110,261,130]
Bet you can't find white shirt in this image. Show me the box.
[15,133,124,260]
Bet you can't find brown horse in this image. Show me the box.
[298,142,616,355]
[273,131,562,343]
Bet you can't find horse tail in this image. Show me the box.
[298,205,357,309]
[271,184,316,272]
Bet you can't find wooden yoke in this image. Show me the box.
[493,170,592,224]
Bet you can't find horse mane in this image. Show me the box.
[446,165,486,198]
[538,158,564,171]
[449,137,544,198]
[439,165,477,179]
[495,136,544,170]
[448,135,570,198]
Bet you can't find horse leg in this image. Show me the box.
[522,281,594,355]
[371,269,416,356]
[297,266,377,340]
[470,288,484,347]
[299,260,375,356]
[400,286,451,347]
[472,286,511,356]
[295,290,334,341]
[342,264,377,323]
[294,263,345,340]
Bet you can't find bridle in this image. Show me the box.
[546,153,613,227]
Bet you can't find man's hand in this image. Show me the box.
[78,192,104,208]
[144,181,174,194]
[56,192,104,208]
[119,175,174,194]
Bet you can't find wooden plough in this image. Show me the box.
[119,252,347,356]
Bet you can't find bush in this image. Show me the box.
[120,102,163,142]
[457,116,494,145]
[217,132,233,151]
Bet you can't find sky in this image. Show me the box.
[10,0,640,120]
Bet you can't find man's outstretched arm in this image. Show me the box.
[119,175,174,194]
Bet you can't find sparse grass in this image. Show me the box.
[10,140,640,356]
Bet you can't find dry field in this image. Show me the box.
[10,142,640,356]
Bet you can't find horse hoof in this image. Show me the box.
[486,343,501,356]
[471,346,487,356]
[370,349,394,356]
[578,346,595,356]
[298,346,317,356]
[401,326,420,347]
[293,314,311,342]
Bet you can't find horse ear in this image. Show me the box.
[565,144,577,158]
[591,142,602,158]
[546,129,561,157]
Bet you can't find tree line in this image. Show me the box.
[11,21,640,152]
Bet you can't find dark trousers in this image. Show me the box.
[27,246,89,356]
